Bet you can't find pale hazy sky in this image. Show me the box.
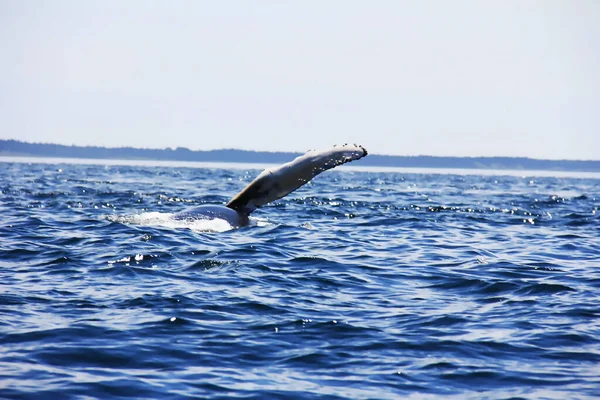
[1,1,598,159]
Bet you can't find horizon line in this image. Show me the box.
[1,138,599,163]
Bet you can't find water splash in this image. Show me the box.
[105,212,234,233]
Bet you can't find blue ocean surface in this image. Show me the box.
[1,157,599,399]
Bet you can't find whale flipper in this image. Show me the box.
[226,144,367,214]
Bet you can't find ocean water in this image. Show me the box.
[1,157,599,399]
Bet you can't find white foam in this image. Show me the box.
[250,216,271,227]
[105,212,234,233]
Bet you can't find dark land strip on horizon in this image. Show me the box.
[1,139,599,172]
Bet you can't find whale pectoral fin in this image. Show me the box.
[226,144,367,214]
[225,171,269,214]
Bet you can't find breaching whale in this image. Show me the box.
[174,144,368,227]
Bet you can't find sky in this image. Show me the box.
[1,1,599,160]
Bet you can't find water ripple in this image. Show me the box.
[1,161,599,399]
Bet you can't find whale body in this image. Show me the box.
[174,204,249,227]
[174,144,367,227]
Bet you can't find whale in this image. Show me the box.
[174,144,368,227]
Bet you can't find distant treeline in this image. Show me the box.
[1,139,599,172]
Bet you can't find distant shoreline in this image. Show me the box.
[5,155,600,180]
[1,139,599,173]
